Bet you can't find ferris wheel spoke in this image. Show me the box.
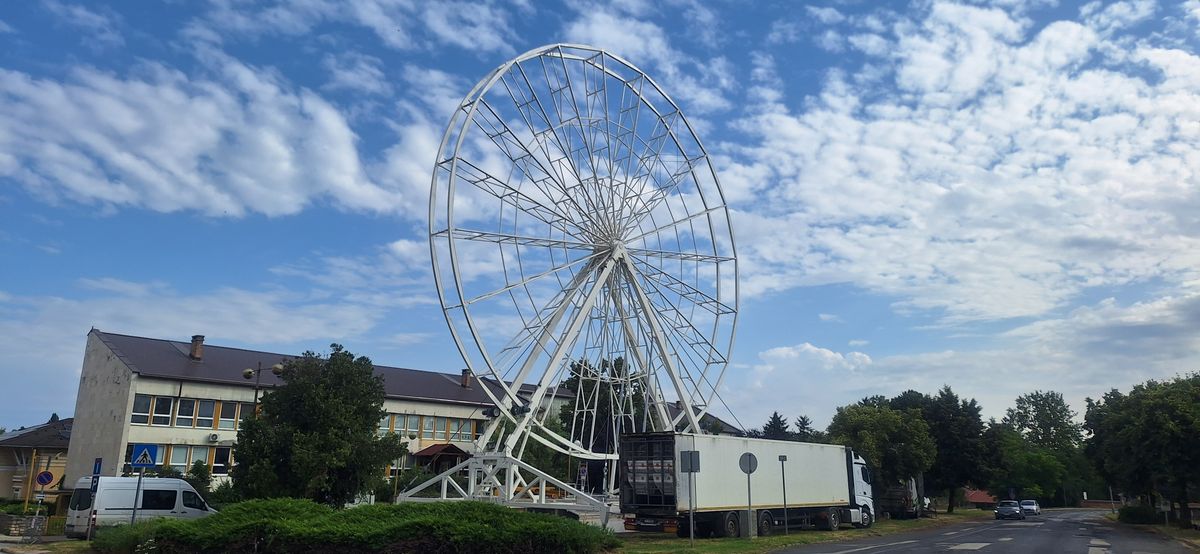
[629,257,734,316]
[437,228,597,251]
[626,246,733,264]
[624,205,725,243]
[624,259,728,366]
[458,249,605,309]
[619,153,708,234]
[439,157,583,239]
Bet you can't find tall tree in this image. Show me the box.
[794,415,826,443]
[762,411,791,440]
[980,420,1065,501]
[232,344,406,506]
[1003,391,1082,452]
[922,387,985,513]
[1085,374,1200,528]
[827,404,936,495]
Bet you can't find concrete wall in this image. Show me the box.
[64,333,135,485]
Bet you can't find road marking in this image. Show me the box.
[1087,548,1107,554]
[1001,522,1043,526]
[947,543,991,550]
[943,531,959,535]
[1090,539,1110,546]
[998,537,1012,542]
[824,540,918,554]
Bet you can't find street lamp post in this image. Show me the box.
[242,362,284,411]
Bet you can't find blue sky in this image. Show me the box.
[2,0,1199,432]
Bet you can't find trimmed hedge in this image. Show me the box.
[1117,504,1160,524]
[94,499,619,554]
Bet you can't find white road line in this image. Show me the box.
[947,543,991,550]
[998,537,1012,541]
[1087,548,1108,554]
[1090,539,1111,546]
[943,531,959,535]
[825,540,919,554]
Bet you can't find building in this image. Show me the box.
[65,330,574,487]
[0,417,73,509]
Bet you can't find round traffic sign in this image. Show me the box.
[35,471,54,486]
[739,452,758,474]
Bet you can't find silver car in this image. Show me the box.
[1020,499,1041,516]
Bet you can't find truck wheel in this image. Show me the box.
[757,511,773,536]
[855,507,873,528]
[718,511,740,538]
[824,508,841,531]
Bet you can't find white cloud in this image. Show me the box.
[807,6,846,25]
[818,313,842,322]
[563,11,735,113]
[0,19,14,33]
[0,53,406,217]
[188,0,517,54]
[43,0,123,48]
[322,52,391,96]
[720,2,1200,324]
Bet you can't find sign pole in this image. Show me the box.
[738,452,758,539]
[779,454,788,535]
[688,471,695,547]
[132,467,144,525]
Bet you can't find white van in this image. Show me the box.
[65,477,216,538]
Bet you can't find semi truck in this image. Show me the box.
[619,432,875,537]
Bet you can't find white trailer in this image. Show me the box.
[619,432,875,537]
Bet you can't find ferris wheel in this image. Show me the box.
[429,44,738,468]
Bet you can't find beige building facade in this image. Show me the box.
[65,330,566,487]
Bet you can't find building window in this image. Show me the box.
[131,394,151,425]
[190,446,209,468]
[212,447,231,475]
[422,416,434,439]
[218,402,237,430]
[169,446,190,470]
[196,400,215,429]
[239,403,255,426]
[152,397,174,426]
[398,415,419,438]
[449,419,466,441]
[378,415,393,436]
[472,420,482,440]
[175,399,195,427]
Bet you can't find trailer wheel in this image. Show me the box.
[854,506,873,529]
[823,508,841,531]
[757,510,774,536]
[718,511,740,538]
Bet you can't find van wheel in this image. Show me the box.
[824,508,841,530]
[718,511,740,538]
[758,510,773,536]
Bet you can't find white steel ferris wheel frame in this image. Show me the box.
[404,43,738,513]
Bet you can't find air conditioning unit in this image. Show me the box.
[208,433,219,442]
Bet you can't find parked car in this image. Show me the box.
[64,477,216,538]
[995,500,1025,520]
[1020,499,1041,516]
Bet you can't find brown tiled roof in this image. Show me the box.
[0,418,73,449]
[964,487,997,503]
[412,443,468,457]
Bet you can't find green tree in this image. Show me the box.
[793,414,826,443]
[899,386,985,513]
[185,460,212,494]
[1085,374,1200,528]
[980,421,1065,501]
[762,411,791,440]
[232,344,406,506]
[827,404,936,495]
[1003,390,1082,452]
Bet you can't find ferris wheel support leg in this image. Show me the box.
[609,284,672,430]
[503,254,620,453]
[620,257,702,433]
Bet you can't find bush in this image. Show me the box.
[94,498,619,554]
[93,520,164,554]
[1118,504,1159,524]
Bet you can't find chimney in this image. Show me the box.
[460,368,472,388]
[189,335,205,361]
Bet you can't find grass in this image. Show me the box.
[618,510,994,554]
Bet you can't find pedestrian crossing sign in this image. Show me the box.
[130,444,157,469]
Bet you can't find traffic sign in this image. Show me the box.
[35,493,45,501]
[680,450,700,473]
[130,444,158,469]
[35,471,54,486]
[739,452,758,474]
[90,475,100,493]
[93,457,103,475]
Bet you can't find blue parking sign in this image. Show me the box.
[130,444,158,469]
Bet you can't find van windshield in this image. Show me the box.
[69,488,92,511]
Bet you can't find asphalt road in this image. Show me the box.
[779,509,1194,554]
